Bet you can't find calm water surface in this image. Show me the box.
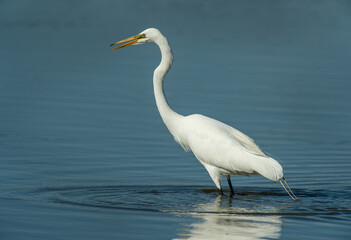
[1,1,351,239]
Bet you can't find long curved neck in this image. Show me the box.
[153,35,183,132]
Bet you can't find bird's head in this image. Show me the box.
[110,28,161,50]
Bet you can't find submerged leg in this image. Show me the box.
[226,175,235,195]
[201,162,222,195]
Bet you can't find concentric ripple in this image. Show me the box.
[5,184,351,217]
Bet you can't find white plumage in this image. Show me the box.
[111,28,297,200]
[174,114,283,189]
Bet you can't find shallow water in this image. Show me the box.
[1,1,351,239]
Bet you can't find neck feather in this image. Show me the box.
[153,36,182,132]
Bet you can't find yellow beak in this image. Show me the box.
[110,36,139,50]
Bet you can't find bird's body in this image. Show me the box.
[111,28,297,200]
[165,113,284,189]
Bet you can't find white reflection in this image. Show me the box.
[173,195,282,240]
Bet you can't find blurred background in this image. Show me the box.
[1,1,351,239]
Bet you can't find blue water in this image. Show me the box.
[1,1,351,239]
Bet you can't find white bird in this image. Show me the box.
[111,28,297,200]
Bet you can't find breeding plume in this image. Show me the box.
[111,28,297,200]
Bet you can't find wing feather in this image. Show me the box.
[229,127,267,157]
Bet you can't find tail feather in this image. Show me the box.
[251,156,298,200]
[280,177,298,200]
[251,156,283,181]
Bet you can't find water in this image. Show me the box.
[1,1,351,239]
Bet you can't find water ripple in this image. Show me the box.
[4,185,351,217]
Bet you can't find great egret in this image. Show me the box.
[111,28,297,200]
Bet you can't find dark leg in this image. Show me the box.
[227,175,234,195]
[219,188,223,195]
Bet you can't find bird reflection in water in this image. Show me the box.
[173,195,282,240]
